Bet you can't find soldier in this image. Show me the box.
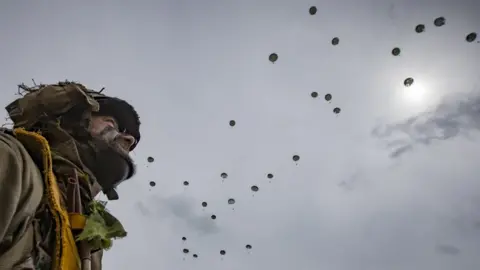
[0,81,141,270]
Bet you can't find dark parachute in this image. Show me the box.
[228,198,236,205]
[229,120,236,127]
[325,94,332,102]
[391,47,401,56]
[251,185,259,192]
[466,32,477,43]
[311,91,318,98]
[309,6,317,15]
[193,254,198,258]
[149,181,156,187]
[183,248,189,254]
[292,155,300,162]
[182,237,187,241]
[221,172,228,179]
[183,181,189,186]
[220,250,226,255]
[434,16,446,27]
[404,77,414,87]
[269,53,278,63]
[415,24,425,33]
[211,214,217,220]
[246,244,252,249]
[333,107,341,114]
[267,173,274,179]
[202,201,208,207]
[147,156,154,163]
[331,37,339,46]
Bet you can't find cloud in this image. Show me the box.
[372,90,480,158]
[135,194,220,235]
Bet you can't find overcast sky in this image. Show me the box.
[1,1,480,269]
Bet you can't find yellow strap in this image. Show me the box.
[69,213,87,230]
[13,128,81,270]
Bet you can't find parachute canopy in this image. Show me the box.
[202,202,208,207]
[466,32,477,42]
[292,155,300,162]
[325,94,332,102]
[229,120,236,127]
[269,53,278,63]
[331,37,339,46]
[391,47,401,56]
[251,185,259,192]
[147,156,154,163]
[311,91,318,98]
[333,107,341,114]
[434,16,446,27]
[211,214,217,220]
[404,77,414,87]
[415,24,425,33]
[149,181,156,187]
[309,6,317,15]
[228,198,236,205]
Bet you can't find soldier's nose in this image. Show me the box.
[117,134,136,152]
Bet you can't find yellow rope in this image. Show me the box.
[13,128,81,270]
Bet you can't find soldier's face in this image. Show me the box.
[89,115,136,153]
[87,115,137,198]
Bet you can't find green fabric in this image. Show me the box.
[75,200,127,251]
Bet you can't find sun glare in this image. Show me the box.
[404,82,426,103]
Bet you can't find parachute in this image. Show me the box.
[309,6,317,15]
[250,185,259,192]
[311,91,318,98]
[404,77,414,87]
[391,47,401,56]
[331,37,339,46]
[202,202,208,207]
[415,24,425,33]
[269,53,278,63]
[149,181,156,187]
[325,94,332,102]
[147,156,154,163]
[434,16,446,27]
[211,215,217,220]
[292,155,300,162]
[229,120,236,127]
[228,198,236,205]
[466,32,477,42]
[333,107,341,114]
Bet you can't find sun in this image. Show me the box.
[404,82,426,103]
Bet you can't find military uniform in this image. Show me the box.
[0,81,140,270]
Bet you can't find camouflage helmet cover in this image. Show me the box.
[5,80,141,150]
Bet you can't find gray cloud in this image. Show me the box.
[135,194,220,235]
[373,90,480,158]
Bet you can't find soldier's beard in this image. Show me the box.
[77,126,136,195]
